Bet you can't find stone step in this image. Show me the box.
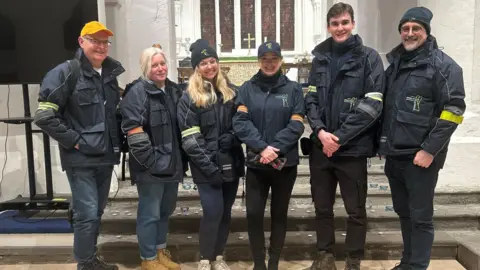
[0,260,468,270]
[122,164,386,182]
[0,231,459,265]
[96,202,480,235]
[112,177,480,205]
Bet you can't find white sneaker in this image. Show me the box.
[211,256,230,270]
[198,259,211,270]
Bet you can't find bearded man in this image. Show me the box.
[379,7,466,270]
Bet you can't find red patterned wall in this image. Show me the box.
[241,0,256,49]
[200,0,216,49]
[261,0,276,43]
[280,0,295,50]
[219,0,234,52]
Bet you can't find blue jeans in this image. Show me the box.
[66,166,113,268]
[385,157,440,270]
[136,182,179,260]
[197,179,239,260]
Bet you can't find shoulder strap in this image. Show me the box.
[67,59,81,94]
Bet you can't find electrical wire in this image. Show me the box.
[12,209,58,223]
[107,168,120,206]
[0,85,11,198]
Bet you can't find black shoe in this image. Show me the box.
[391,263,410,270]
[310,251,337,270]
[79,263,94,270]
[344,256,360,270]
[253,261,267,270]
[267,258,279,270]
[92,255,118,270]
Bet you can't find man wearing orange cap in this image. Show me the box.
[34,21,125,270]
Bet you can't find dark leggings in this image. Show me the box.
[246,166,297,263]
[197,179,239,260]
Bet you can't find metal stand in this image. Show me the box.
[0,84,70,211]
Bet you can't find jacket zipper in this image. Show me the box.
[261,88,271,141]
[213,101,222,169]
[162,93,175,170]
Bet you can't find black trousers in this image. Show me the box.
[197,179,239,261]
[246,166,297,263]
[385,156,440,270]
[309,146,368,258]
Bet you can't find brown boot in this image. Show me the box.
[141,259,168,270]
[157,249,181,269]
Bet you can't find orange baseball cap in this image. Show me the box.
[80,21,114,37]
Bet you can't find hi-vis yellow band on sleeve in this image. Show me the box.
[308,85,317,93]
[291,114,304,122]
[365,92,383,102]
[38,102,59,111]
[181,126,201,138]
[237,105,248,113]
[440,110,464,124]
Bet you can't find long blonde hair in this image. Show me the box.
[187,67,235,108]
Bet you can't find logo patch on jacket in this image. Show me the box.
[406,95,423,112]
[344,97,357,111]
[275,94,289,107]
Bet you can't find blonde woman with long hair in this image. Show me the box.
[177,39,245,270]
[120,46,187,270]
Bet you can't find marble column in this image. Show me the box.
[472,0,480,103]
[311,0,326,44]
[175,0,201,61]
[118,0,177,83]
[418,0,474,105]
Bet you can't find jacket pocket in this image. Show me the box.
[78,122,107,156]
[149,104,175,177]
[150,106,172,145]
[149,143,174,177]
[408,68,435,91]
[392,110,431,149]
[74,86,102,128]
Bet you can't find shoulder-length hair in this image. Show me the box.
[187,65,235,108]
[139,47,168,80]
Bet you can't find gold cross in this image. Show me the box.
[243,33,255,55]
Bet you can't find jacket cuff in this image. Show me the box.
[333,131,349,146]
[64,132,81,150]
[256,141,269,152]
[313,126,325,138]
[421,142,439,157]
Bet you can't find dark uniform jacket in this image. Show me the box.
[34,48,125,170]
[305,35,385,157]
[120,78,187,183]
[177,84,245,184]
[379,36,466,162]
[233,73,305,169]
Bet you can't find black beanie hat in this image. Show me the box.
[398,6,433,35]
[189,39,219,68]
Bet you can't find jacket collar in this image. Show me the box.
[251,71,289,90]
[386,35,438,66]
[312,34,364,70]
[143,78,182,96]
[75,48,125,82]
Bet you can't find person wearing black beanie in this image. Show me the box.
[189,39,219,69]
[398,6,433,36]
[177,39,245,270]
[380,5,466,270]
[233,41,305,270]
